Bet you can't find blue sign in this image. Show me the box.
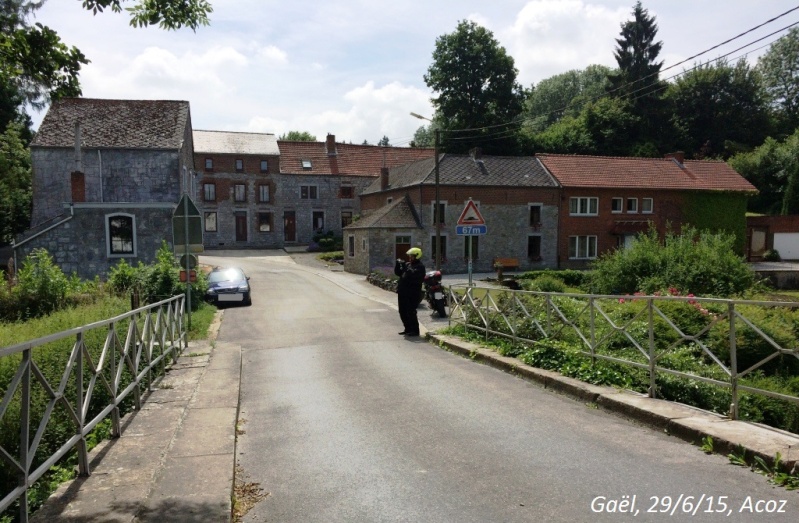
[456,225,487,235]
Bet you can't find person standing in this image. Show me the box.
[394,247,426,336]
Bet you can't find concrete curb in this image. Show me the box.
[429,333,799,474]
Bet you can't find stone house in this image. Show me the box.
[346,151,561,274]
[193,130,280,249]
[273,135,433,247]
[539,153,758,269]
[14,98,194,279]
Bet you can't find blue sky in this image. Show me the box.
[30,1,799,145]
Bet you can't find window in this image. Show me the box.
[301,159,312,170]
[528,235,542,260]
[235,159,244,172]
[106,214,135,257]
[260,160,268,173]
[234,184,246,202]
[348,235,355,257]
[432,201,447,224]
[258,212,272,232]
[301,185,318,199]
[568,236,597,259]
[340,186,354,199]
[341,211,353,228]
[259,185,270,203]
[203,183,216,202]
[205,212,217,232]
[627,198,638,213]
[611,197,623,213]
[569,197,598,216]
[431,235,447,262]
[642,198,653,213]
[464,235,478,259]
[362,238,366,252]
[312,211,325,231]
[529,204,542,227]
[204,158,213,170]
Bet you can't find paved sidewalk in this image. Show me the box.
[31,314,240,523]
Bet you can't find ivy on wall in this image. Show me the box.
[681,192,749,254]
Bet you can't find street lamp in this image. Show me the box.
[410,112,441,270]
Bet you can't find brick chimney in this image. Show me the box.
[326,133,337,156]
[380,167,389,191]
[665,151,685,164]
[71,121,85,202]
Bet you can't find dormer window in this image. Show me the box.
[301,159,312,170]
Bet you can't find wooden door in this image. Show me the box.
[235,212,247,242]
[284,211,296,242]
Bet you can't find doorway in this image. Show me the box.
[235,212,247,242]
[284,211,296,242]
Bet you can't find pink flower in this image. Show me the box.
[618,298,625,304]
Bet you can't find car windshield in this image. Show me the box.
[208,268,245,284]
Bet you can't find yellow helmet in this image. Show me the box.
[406,247,422,259]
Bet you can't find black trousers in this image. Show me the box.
[397,291,419,334]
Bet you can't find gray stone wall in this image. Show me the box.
[343,227,424,275]
[14,204,174,280]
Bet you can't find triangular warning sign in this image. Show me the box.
[457,200,485,226]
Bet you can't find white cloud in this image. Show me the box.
[255,45,289,66]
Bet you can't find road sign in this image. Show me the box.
[172,194,204,253]
[456,225,487,235]
[180,254,198,269]
[456,199,486,226]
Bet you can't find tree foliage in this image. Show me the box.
[607,1,663,102]
[278,130,317,141]
[757,26,799,135]
[0,122,31,244]
[424,20,524,154]
[81,0,212,31]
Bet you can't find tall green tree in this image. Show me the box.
[424,20,524,154]
[81,0,212,31]
[377,135,390,146]
[278,131,317,141]
[757,26,799,136]
[0,123,31,244]
[666,59,771,159]
[410,125,433,148]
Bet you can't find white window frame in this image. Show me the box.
[204,211,217,232]
[627,198,638,213]
[568,235,597,259]
[642,198,653,214]
[569,197,598,216]
[312,210,325,231]
[611,197,623,214]
[301,159,312,170]
[105,213,137,258]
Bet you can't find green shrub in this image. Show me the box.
[107,258,140,295]
[13,249,70,319]
[763,249,781,261]
[519,269,589,288]
[522,274,566,293]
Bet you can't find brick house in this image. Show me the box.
[14,98,194,278]
[274,135,433,247]
[537,153,759,269]
[193,130,280,248]
[346,151,561,274]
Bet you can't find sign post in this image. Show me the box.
[173,194,203,331]
[455,198,486,286]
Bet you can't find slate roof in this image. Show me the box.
[345,195,421,229]
[537,154,757,193]
[193,130,279,155]
[362,154,558,194]
[278,139,434,177]
[31,98,191,149]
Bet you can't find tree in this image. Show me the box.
[377,135,390,146]
[278,130,317,141]
[81,0,212,31]
[665,59,771,159]
[411,125,434,148]
[0,123,31,244]
[757,27,799,136]
[424,20,524,154]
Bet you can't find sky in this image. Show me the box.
[28,0,799,146]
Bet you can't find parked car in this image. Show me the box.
[205,267,251,306]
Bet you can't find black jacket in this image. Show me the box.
[394,259,425,296]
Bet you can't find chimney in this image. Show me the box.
[470,147,483,160]
[380,167,389,191]
[326,133,336,156]
[71,121,85,202]
[665,151,685,164]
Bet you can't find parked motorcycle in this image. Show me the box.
[423,270,448,318]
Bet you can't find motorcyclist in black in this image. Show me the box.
[394,247,425,336]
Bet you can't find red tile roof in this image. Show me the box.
[537,154,757,193]
[278,138,434,177]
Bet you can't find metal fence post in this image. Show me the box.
[19,348,31,523]
[648,298,656,398]
[109,324,121,438]
[75,332,90,477]
[589,297,596,364]
[729,301,739,420]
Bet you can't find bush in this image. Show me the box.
[589,226,754,297]
[518,269,589,288]
[12,249,71,319]
[763,249,781,261]
[522,274,566,293]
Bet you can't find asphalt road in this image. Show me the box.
[202,251,799,523]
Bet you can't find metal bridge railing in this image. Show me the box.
[0,294,186,523]
[447,284,799,421]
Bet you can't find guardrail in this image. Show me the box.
[0,294,186,523]
[447,285,799,421]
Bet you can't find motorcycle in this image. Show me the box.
[423,270,448,318]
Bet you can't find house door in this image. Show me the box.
[749,227,768,259]
[284,211,296,242]
[395,235,411,260]
[235,212,248,242]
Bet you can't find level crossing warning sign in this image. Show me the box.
[456,199,487,235]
